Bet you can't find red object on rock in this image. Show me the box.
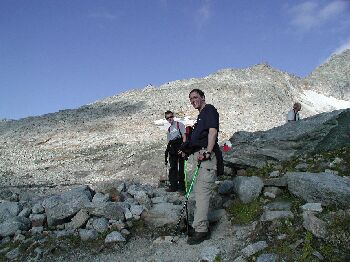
[223,144,231,152]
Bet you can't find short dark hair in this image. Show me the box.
[164,110,173,117]
[189,89,205,99]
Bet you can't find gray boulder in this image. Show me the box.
[224,109,350,168]
[92,192,111,203]
[32,203,45,214]
[143,203,182,227]
[260,211,294,222]
[286,172,350,208]
[0,216,31,237]
[84,202,125,221]
[29,214,46,227]
[256,254,280,262]
[233,176,263,203]
[42,186,93,227]
[65,209,90,230]
[18,207,31,218]
[0,202,22,223]
[79,229,98,241]
[105,231,126,243]
[302,212,327,239]
[241,241,268,257]
[92,217,109,233]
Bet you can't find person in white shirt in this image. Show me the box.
[287,102,301,122]
[164,111,186,192]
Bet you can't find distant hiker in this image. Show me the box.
[164,111,186,193]
[179,89,222,245]
[287,102,301,122]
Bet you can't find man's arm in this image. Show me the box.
[207,128,217,153]
[197,127,217,161]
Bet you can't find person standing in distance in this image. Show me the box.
[287,102,301,122]
[164,111,186,193]
[181,89,219,245]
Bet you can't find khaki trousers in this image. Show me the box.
[192,149,217,233]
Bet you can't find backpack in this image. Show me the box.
[185,125,193,139]
[168,122,193,140]
[168,121,180,134]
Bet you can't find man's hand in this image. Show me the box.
[178,150,186,158]
[198,151,211,161]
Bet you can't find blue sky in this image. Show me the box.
[1,0,349,120]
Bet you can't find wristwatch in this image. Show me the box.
[203,151,212,159]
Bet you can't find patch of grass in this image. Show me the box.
[328,212,350,232]
[64,234,82,248]
[214,254,222,262]
[226,199,262,225]
[273,190,304,214]
[319,243,335,260]
[281,157,300,172]
[264,243,294,261]
[301,231,315,261]
[246,164,275,177]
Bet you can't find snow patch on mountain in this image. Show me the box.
[300,90,350,114]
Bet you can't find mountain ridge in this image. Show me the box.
[0,50,349,195]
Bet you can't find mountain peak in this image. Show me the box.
[305,49,350,101]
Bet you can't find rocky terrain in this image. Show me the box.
[305,50,350,101]
[0,49,349,261]
[0,50,349,197]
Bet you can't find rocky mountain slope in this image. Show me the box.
[0,50,349,261]
[305,49,350,101]
[0,50,349,197]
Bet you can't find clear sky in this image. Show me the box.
[1,0,349,120]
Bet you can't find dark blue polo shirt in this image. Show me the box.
[189,104,219,148]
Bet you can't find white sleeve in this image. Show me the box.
[286,110,294,121]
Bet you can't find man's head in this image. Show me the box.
[164,110,174,124]
[189,89,206,111]
[293,102,301,112]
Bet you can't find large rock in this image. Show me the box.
[224,109,350,168]
[0,202,22,223]
[233,176,263,203]
[142,203,182,227]
[65,210,90,230]
[302,212,327,239]
[42,186,93,227]
[286,172,350,208]
[0,216,31,237]
[84,202,125,221]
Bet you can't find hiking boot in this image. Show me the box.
[187,231,210,245]
[187,226,195,236]
[165,187,177,192]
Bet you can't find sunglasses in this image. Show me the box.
[166,116,174,120]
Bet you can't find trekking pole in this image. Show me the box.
[172,161,201,240]
[184,160,188,193]
[164,162,170,187]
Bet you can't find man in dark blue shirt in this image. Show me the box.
[182,88,220,245]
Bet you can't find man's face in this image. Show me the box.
[189,91,204,110]
[165,114,174,124]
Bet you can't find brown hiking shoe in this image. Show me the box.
[187,231,210,245]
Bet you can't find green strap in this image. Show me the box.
[185,162,201,199]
